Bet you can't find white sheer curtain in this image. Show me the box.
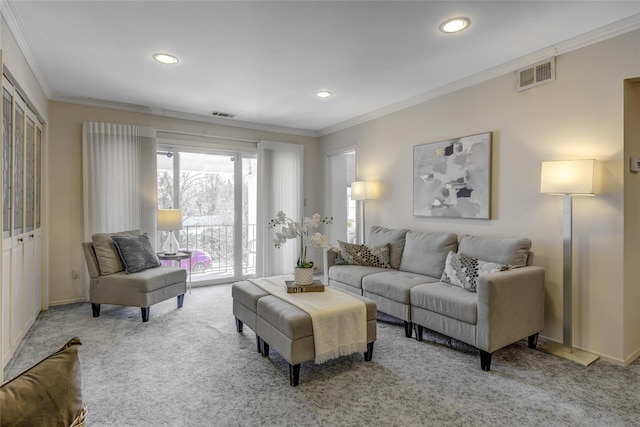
[256,140,304,277]
[82,122,158,240]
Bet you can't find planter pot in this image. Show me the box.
[294,267,314,285]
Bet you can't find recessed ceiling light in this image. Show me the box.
[316,91,333,98]
[439,17,470,34]
[153,53,179,64]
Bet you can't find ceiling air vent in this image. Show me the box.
[211,111,235,119]
[516,57,555,91]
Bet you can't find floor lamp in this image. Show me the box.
[158,209,183,255]
[351,181,378,244]
[539,159,600,366]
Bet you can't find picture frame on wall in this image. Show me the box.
[413,132,492,219]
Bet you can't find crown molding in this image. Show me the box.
[1,0,52,98]
[53,95,319,137]
[318,13,640,137]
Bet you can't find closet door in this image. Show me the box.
[1,86,12,367]
[10,98,25,350]
[22,112,36,326]
[1,78,43,370]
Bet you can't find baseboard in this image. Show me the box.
[623,346,640,366]
[48,297,88,307]
[538,334,629,366]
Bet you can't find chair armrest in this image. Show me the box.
[323,249,338,285]
[81,242,101,279]
[476,266,545,352]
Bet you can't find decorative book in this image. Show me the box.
[285,280,325,293]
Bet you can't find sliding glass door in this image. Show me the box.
[157,148,256,286]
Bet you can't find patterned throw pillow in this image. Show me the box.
[440,251,507,292]
[335,241,391,268]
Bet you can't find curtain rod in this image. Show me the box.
[156,129,259,144]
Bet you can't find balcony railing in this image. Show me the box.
[160,223,256,276]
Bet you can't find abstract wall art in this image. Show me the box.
[413,132,492,219]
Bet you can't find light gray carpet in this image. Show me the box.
[4,284,639,427]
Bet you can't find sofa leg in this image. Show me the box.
[256,336,261,353]
[415,324,424,342]
[261,339,269,357]
[528,333,539,349]
[141,307,150,322]
[289,363,301,387]
[91,303,101,317]
[404,321,413,338]
[235,317,244,333]
[364,342,374,361]
[177,294,185,308]
[479,350,492,371]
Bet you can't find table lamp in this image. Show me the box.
[157,209,183,255]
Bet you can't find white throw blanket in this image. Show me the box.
[249,275,367,364]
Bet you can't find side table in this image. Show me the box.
[157,251,192,293]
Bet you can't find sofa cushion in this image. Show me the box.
[329,265,389,290]
[368,226,410,270]
[410,282,478,324]
[335,241,390,268]
[112,233,161,273]
[458,235,532,268]
[363,271,439,304]
[399,231,458,277]
[0,337,84,427]
[92,229,142,275]
[100,266,186,293]
[441,251,507,292]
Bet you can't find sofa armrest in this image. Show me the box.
[323,249,338,285]
[476,266,545,353]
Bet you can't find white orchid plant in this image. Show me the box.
[268,211,333,269]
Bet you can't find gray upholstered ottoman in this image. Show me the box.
[256,293,377,386]
[232,281,269,352]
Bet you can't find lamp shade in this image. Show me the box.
[157,209,183,231]
[351,181,379,201]
[540,160,598,195]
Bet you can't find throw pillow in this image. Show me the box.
[440,251,507,292]
[0,337,85,426]
[367,226,410,270]
[335,241,391,268]
[111,233,161,273]
[92,229,142,275]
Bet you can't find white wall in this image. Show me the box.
[320,30,640,364]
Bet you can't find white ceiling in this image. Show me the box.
[4,1,640,135]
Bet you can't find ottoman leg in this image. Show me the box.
[364,342,374,361]
[289,364,301,387]
[235,317,244,333]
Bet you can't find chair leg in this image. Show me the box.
[141,307,150,322]
[177,294,185,308]
[91,303,101,317]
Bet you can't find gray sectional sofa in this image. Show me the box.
[324,226,545,371]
